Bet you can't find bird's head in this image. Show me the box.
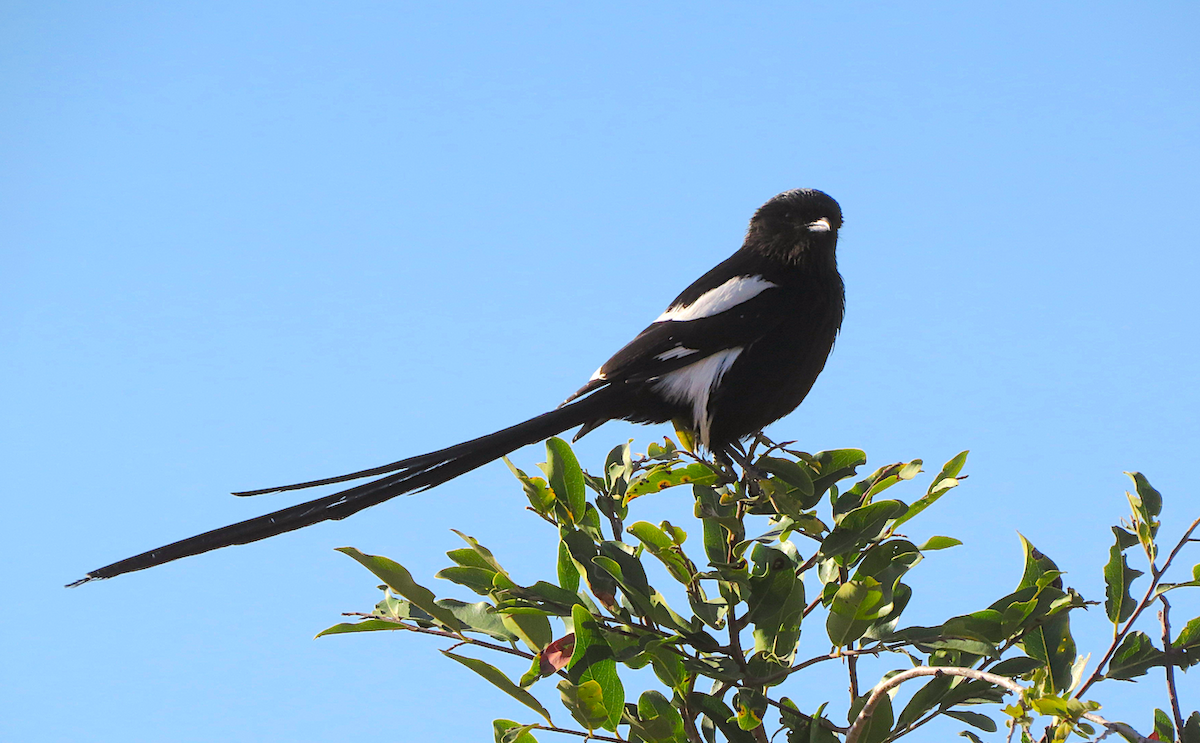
[745,189,843,265]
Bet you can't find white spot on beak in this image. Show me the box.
[807,218,831,232]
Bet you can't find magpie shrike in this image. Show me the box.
[70,188,844,586]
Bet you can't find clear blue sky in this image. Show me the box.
[4,3,1198,741]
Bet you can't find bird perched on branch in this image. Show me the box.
[70,188,845,586]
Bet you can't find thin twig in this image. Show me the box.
[847,650,860,703]
[341,613,536,661]
[801,593,824,618]
[1075,517,1200,698]
[681,673,701,742]
[747,645,889,687]
[1160,596,1185,734]
[796,551,822,575]
[1082,713,1155,743]
[528,724,624,742]
[845,667,1023,743]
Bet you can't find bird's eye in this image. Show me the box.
[806,218,832,232]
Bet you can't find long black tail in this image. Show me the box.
[68,393,618,586]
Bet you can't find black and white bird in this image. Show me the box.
[70,188,845,585]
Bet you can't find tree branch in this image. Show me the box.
[845,665,1159,743]
[1081,713,1155,743]
[847,650,860,703]
[529,724,624,742]
[844,666,1023,743]
[1075,517,1200,698]
[1159,596,1185,734]
[341,613,537,661]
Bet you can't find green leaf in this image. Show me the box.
[437,566,500,595]
[1126,471,1163,518]
[1154,709,1176,743]
[628,690,687,743]
[1021,610,1077,692]
[733,688,768,731]
[561,528,617,608]
[819,500,908,560]
[603,441,634,493]
[863,582,912,641]
[336,547,463,632]
[451,529,507,573]
[443,650,553,725]
[847,692,893,743]
[437,599,518,641]
[893,451,967,528]
[1105,631,1165,680]
[688,692,757,743]
[1182,711,1200,743]
[810,448,868,502]
[919,536,962,551]
[827,577,887,647]
[628,521,696,585]
[778,700,840,743]
[896,673,953,730]
[889,625,999,658]
[746,543,805,664]
[938,450,970,480]
[958,732,983,743]
[447,547,495,570]
[558,678,611,731]
[1015,534,1062,592]
[944,710,997,732]
[626,462,719,500]
[502,611,553,652]
[1112,525,1139,551]
[1174,616,1200,667]
[493,720,539,743]
[546,438,586,524]
[565,604,624,730]
[756,456,815,497]
[989,656,1043,677]
[504,457,556,516]
[557,539,580,593]
[1104,536,1144,624]
[315,619,405,637]
[503,580,584,614]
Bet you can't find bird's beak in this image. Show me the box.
[806,218,832,232]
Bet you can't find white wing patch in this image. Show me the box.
[652,347,743,449]
[655,346,699,361]
[656,275,777,323]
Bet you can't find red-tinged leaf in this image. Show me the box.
[540,634,575,675]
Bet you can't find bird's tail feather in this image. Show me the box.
[68,394,616,586]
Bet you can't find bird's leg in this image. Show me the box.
[722,442,767,494]
[709,448,741,486]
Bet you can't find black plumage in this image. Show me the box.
[70,188,844,586]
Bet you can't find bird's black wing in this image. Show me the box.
[564,272,793,403]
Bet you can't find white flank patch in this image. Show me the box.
[655,275,776,323]
[655,346,699,361]
[652,347,743,448]
[807,218,831,232]
[589,366,605,381]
